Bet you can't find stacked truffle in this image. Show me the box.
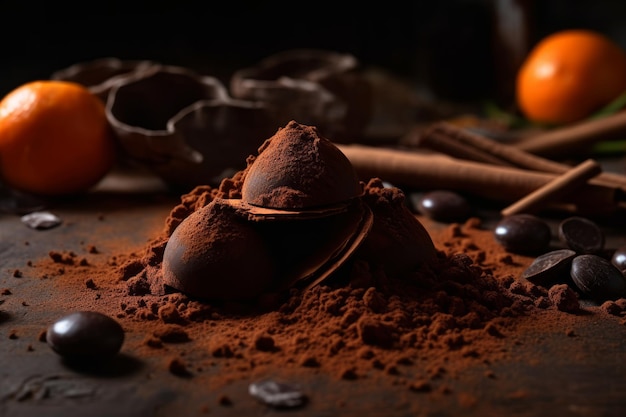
[162,121,436,302]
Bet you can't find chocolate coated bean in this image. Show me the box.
[521,249,576,287]
[570,254,626,302]
[494,214,551,254]
[558,216,604,254]
[46,311,125,360]
[412,190,472,223]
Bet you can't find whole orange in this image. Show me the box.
[516,29,626,125]
[0,80,116,196]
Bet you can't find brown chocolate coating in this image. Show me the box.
[162,199,275,301]
[357,178,436,276]
[242,121,363,210]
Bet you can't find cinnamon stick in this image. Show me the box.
[500,159,602,217]
[336,144,621,213]
[512,110,626,157]
[417,122,626,189]
[417,127,512,166]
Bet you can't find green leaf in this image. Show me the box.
[481,101,532,129]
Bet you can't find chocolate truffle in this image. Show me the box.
[242,120,363,210]
[162,199,275,301]
[357,179,436,276]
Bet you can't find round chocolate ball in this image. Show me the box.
[162,199,275,301]
[46,311,124,360]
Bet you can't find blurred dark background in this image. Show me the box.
[3,0,626,106]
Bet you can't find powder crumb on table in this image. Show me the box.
[168,357,191,377]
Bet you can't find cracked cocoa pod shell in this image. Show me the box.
[230,49,372,143]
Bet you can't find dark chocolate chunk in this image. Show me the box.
[570,254,626,302]
[412,190,472,223]
[494,214,551,255]
[558,216,604,254]
[46,311,124,360]
[521,249,576,286]
[248,380,307,408]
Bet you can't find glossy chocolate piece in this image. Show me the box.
[46,311,124,360]
[413,190,472,223]
[558,216,605,254]
[570,254,626,302]
[494,214,552,255]
[521,249,576,287]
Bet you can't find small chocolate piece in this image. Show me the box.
[21,211,62,230]
[611,246,626,271]
[412,190,472,223]
[521,249,576,287]
[46,311,124,360]
[248,379,307,408]
[570,254,626,302]
[558,216,604,254]
[494,214,552,255]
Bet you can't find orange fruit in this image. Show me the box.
[0,80,116,196]
[516,29,626,125]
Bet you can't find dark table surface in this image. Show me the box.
[1,164,625,417]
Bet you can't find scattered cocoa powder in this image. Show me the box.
[548,283,581,313]
[24,161,626,404]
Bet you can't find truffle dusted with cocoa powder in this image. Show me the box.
[357,178,436,276]
[242,120,363,210]
[162,198,275,301]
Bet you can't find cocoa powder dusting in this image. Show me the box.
[22,139,626,411]
[241,121,363,209]
[31,168,626,394]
